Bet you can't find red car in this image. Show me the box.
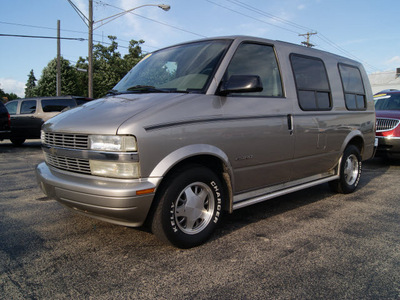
[374,90,400,159]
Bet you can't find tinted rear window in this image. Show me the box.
[21,100,37,114]
[41,99,76,112]
[338,64,366,110]
[290,54,332,111]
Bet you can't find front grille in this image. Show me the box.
[45,153,91,175]
[376,118,400,132]
[43,132,88,149]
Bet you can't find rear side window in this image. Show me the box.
[224,43,283,97]
[20,100,37,114]
[338,64,366,110]
[41,99,76,112]
[5,101,18,115]
[290,54,331,111]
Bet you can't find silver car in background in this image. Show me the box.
[36,36,376,248]
[5,96,92,145]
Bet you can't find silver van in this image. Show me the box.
[36,36,376,248]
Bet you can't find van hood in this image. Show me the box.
[375,110,400,119]
[42,93,188,134]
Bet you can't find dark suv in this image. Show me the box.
[0,101,11,141]
[5,96,92,145]
[375,90,400,159]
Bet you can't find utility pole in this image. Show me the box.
[67,0,170,99]
[299,31,317,48]
[88,0,94,98]
[56,20,61,96]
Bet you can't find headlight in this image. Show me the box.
[89,135,137,152]
[89,160,140,178]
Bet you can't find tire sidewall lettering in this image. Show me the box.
[168,179,222,236]
[354,161,362,187]
[169,202,178,233]
[210,181,222,223]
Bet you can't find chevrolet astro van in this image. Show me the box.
[36,36,376,248]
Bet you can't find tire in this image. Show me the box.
[151,165,225,248]
[329,145,362,194]
[10,137,26,146]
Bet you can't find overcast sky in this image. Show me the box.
[1,0,399,97]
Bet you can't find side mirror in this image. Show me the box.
[218,75,263,96]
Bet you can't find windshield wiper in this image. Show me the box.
[106,89,121,95]
[126,85,172,93]
[109,85,191,95]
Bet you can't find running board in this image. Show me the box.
[232,174,339,210]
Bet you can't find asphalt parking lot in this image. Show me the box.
[1,139,400,299]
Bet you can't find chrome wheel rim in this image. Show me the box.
[344,154,359,186]
[174,182,215,235]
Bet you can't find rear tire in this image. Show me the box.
[151,165,225,248]
[329,145,362,194]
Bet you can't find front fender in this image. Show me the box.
[149,144,233,179]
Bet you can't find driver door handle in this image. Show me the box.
[287,114,293,135]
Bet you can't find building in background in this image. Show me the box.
[369,68,400,94]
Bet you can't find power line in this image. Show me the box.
[0,21,60,32]
[206,0,300,35]
[225,0,313,32]
[0,20,99,40]
[0,20,156,51]
[0,33,85,41]
[316,33,381,72]
[66,0,89,26]
[208,1,380,72]
[95,1,207,38]
[1,3,381,72]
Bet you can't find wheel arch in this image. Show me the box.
[341,131,365,159]
[149,145,234,215]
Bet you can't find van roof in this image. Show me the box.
[164,35,361,66]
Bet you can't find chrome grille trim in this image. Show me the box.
[45,153,91,175]
[376,118,400,132]
[43,132,88,149]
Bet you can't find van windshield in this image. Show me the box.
[112,40,231,94]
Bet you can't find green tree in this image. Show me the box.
[32,36,145,99]
[76,36,145,98]
[25,69,37,97]
[0,87,18,102]
[92,36,123,97]
[123,39,145,71]
[36,57,80,97]
[75,58,88,97]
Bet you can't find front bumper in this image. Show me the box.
[376,136,400,158]
[36,162,162,227]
